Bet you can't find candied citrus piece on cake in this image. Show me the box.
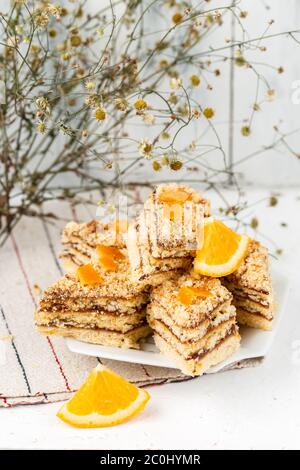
[159,190,193,221]
[96,244,125,271]
[77,264,102,286]
[177,286,212,306]
[57,364,150,428]
[194,218,250,277]
[96,244,125,260]
[159,189,192,205]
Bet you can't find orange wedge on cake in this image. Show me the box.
[194,218,249,277]
[57,364,150,428]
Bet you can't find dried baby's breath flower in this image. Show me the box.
[267,89,275,98]
[168,93,178,105]
[82,129,89,138]
[253,103,260,111]
[170,159,183,171]
[161,132,170,140]
[61,52,71,61]
[134,98,148,111]
[46,4,62,19]
[35,13,49,28]
[70,35,82,47]
[96,28,104,38]
[192,108,201,118]
[250,217,259,229]
[15,25,24,35]
[177,104,189,117]
[114,98,128,111]
[172,13,183,24]
[35,97,50,112]
[85,81,96,91]
[269,196,278,207]
[159,59,169,68]
[143,113,155,125]
[203,107,214,119]
[95,106,107,121]
[241,125,251,136]
[76,67,85,78]
[170,77,182,90]
[189,141,196,151]
[161,154,170,165]
[36,121,47,133]
[190,74,200,87]
[152,160,161,171]
[49,29,57,38]
[139,139,153,157]
[235,51,246,67]
[85,94,99,108]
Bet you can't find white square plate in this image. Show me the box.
[66,265,290,373]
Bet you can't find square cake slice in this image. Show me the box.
[126,213,192,286]
[144,183,211,259]
[60,219,128,272]
[223,240,274,330]
[35,255,151,349]
[147,273,240,376]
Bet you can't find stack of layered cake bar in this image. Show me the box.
[147,273,240,376]
[126,184,210,285]
[35,226,151,348]
[35,183,274,377]
[223,240,274,331]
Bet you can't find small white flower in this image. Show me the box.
[170,78,182,90]
[143,113,155,125]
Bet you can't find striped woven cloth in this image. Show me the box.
[0,194,260,407]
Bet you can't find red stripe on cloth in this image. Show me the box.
[10,233,71,392]
[46,337,71,391]
[1,397,11,408]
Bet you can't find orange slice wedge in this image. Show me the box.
[177,286,212,306]
[193,218,250,277]
[57,364,150,428]
[76,264,103,286]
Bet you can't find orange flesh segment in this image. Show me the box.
[177,286,211,306]
[77,264,102,286]
[194,219,250,277]
[67,368,139,416]
[197,221,241,265]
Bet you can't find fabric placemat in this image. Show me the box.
[0,196,262,407]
